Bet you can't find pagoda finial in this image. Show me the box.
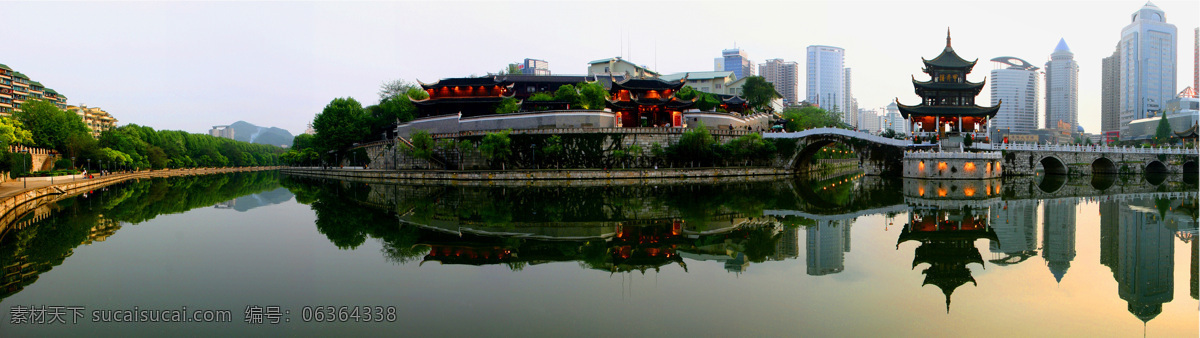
[946,27,952,48]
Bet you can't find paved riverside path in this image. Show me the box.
[0,167,281,200]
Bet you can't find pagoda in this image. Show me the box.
[607,75,695,128]
[897,30,1000,146]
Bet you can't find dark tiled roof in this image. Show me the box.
[896,101,1000,118]
[419,77,507,89]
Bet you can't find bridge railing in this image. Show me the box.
[970,142,1199,155]
[764,127,912,147]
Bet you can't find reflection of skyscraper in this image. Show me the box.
[1042,199,1077,282]
[1100,200,1121,279]
[1117,199,1174,323]
[1192,238,1197,300]
[771,226,800,261]
[806,220,846,275]
[989,200,1038,265]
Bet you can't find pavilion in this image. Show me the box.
[897,30,1000,146]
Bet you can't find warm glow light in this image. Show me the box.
[963,186,976,196]
[937,187,947,197]
[919,161,926,171]
[918,186,925,196]
[937,162,948,171]
[964,162,976,172]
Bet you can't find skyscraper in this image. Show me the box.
[1045,39,1079,133]
[759,58,799,105]
[989,57,1039,133]
[716,48,754,79]
[806,45,845,115]
[1118,2,1177,137]
[844,68,857,128]
[1102,48,1122,141]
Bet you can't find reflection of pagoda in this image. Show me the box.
[607,76,694,128]
[602,222,688,273]
[896,30,999,146]
[898,206,997,312]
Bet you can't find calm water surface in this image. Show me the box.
[1,171,1197,336]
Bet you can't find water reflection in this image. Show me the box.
[0,172,283,301]
[0,170,1196,333]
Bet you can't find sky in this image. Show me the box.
[3,0,1198,136]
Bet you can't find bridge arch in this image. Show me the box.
[1037,174,1067,193]
[1036,156,1069,175]
[1144,160,1169,174]
[1183,160,1197,173]
[774,129,907,176]
[1091,157,1118,174]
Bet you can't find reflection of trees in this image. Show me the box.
[1,171,284,301]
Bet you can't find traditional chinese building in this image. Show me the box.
[897,31,1000,145]
[411,77,516,118]
[607,76,695,127]
[898,205,998,312]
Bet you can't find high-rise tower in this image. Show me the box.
[1118,2,1177,137]
[1045,39,1079,133]
[806,45,846,114]
[990,57,1039,133]
[759,58,799,105]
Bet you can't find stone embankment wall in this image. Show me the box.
[0,167,281,236]
[365,129,763,171]
[282,167,790,187]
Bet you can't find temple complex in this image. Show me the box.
[897,30,1000,147]
[411,77,516,118]
[607,76,694,127]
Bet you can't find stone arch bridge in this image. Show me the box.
[764,128,1199,176]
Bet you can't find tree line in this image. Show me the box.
[0,99,284,175]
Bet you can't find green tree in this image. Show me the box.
[15,99,91,151]
[553,84,582,107]
[0,117,33,149]
[479,130,513,170]
[292,134,316,152]
[782,106,842,131]
[576,82,608,109]
[313,97,369,160]
[541,135,564,168]
[528,93,555,102]
[495,97,520,114]
[1154,113,1173,145]
[406,130,436,167]
[741,76,781,113]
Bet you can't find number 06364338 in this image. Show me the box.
[301,306,396,323]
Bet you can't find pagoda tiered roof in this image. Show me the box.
[911,76,986,92]
[921,30,978,71]
[895,101,1000,119]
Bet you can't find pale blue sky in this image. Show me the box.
[3,0,1197,135]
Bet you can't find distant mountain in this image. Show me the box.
[212,188,295,212]
[228,121,293,147]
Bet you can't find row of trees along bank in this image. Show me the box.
[0,99,284,176]
[400,125,785,170]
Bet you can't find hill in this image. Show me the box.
[227,121,294,147]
